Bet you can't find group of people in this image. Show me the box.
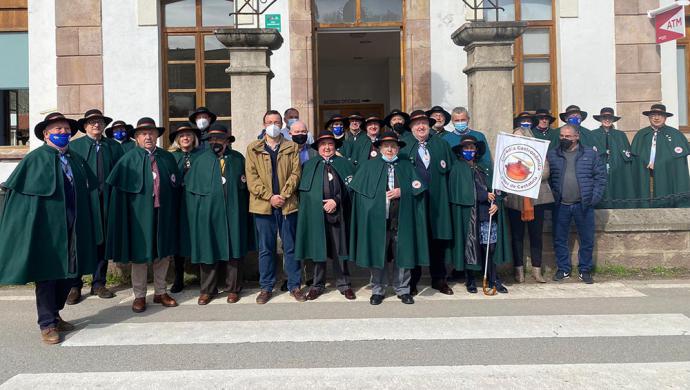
[0,101,687,345]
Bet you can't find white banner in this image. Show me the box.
[492,132,550,200]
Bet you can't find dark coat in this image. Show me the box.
[547,144,607,208]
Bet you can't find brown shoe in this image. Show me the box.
[132,297,147,313]
[226,292,240,303]
[290,288,306,302]
[56,317,75,332]
[341,288,356,300]
[256,290,272,304]
[153,293,178,307]
[306,288,322,301]
[432,283,454,295]
[197,294,213,306]
[66,287,81,305]
[41,327,60,344]
[91,286,115,299]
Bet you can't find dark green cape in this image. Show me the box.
[348,157,429,269]
[398,134,454,240]
[295,155,354,262]
[105,147,181,263]
[172,148,203,257]
[559,125,594,148]
[447,158,511,270]
[0,145,102,284]
[532,127,560,151]
[631,125,690,208]
[120,139,136,153]
[344,134,378,170]
[339,131,363,158]
[590,127,636,208]
[184,149,254,264]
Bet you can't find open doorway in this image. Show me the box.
[316,29,402,129]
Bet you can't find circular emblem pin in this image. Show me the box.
[624,150,631,158]
[222,177,227,185]
[345,175,353,184]
[412,180,422,189]
[675,146,683,154]
[170,174,176,184]
[152,171,158,180]
[440,160,447,169]
[592,146,598,152]
[370,150,378,157]
[240,174,247,183]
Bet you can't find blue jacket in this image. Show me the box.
[547,144,607,208]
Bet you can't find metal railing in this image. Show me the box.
[230,0,279,28]
[462,0,505,21]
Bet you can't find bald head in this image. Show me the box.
[289,120,308,134]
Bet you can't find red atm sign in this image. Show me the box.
[655,5,685,44]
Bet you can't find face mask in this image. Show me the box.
[211,143,224,155]
[196,118,210,130]
[382,154,398,163]
[454,121,469,133]
[287,118,298,128]
[520,122,532,129]
[462,150,476,161]
[566,116,581,126]
[113,130,127,141]
[332,125,344,137]
[560,138,574,150]
[265,124,281,138]
[292,134,308,145]
[392,123,406,135]
[49,133,70,148]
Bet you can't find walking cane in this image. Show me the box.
[482,196,497,296]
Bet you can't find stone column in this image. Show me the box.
[451,21,526,157]
[215,28,283,155]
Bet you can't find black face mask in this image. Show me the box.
[211,143,224,155]
[292,134,308,145]
[393,123,406,135]
[559,138,574,150]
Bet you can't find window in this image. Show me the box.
[313,0,402,26]
[162,0,234,142]
[485,0,556,117]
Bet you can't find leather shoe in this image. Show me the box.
[197,294,213,305]
[41,327,60,344]
[341,288,356,300]
[226,292,240,303]
[306,288,322,301]
[256,290,272,304]
[91,286,115,299]
[466,280,478,294]
[132,297,146,313]
[398,294,414,304]
[370,294,384,305]
[433,282,454,295]
[56,317,75,332]
[153,293,178,307]
[170,279,184,293]
[290,288,307,302]
[495,282,509,294]
[66,287,81,305]
[410,287,419,296]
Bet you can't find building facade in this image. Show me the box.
[0,0,687,180]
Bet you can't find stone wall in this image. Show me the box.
[404,0,431,111]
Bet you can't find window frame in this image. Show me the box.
[312,0,403,28]
[677,9,690,133]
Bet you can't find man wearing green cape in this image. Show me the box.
[559,105,595,148]
[106,117,181,313]
[0,113,102,344]
[631,104,690,208]
[532,109,560,151]
[296,130,356,301]
[184,124,253,305]
[105,120,136,152]
[349,130,429,305]
[448,135,511,294]
[345,116,383,170]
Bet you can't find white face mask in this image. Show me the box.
[265,124,281,138]
[196,118,210,130]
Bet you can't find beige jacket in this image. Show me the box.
[245,137,301,215]
[504,127,555,210]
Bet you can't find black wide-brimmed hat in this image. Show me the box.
[34,112,79,140]
[168,122,202,144]
[513,111,535,129]
[129,117,165,138]
[310,129,343,151]
[408,110,436,127]
[188,106,218,124]
[204,123,236,143]
[77,109,113,132]
[451,134,486,158]
[346,112,364,125]
[373,130,406,148]
[364,116,386,128]
[593,107,621,122]
[534,108,556,124]
[105,120,134,139]
[559,105,588,122]
[425,105,451,126]
[383,109,411,129]
[642,103,674,117]
[325,114,347,129]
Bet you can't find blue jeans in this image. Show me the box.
[553,203,594,273]
[254,208,300,292]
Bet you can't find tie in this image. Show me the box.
[648,130,658,169]
[219,157,226,176]
[150,153,161,208]
[418,142,430,168]
[95,142,104,192]
[183,152,191,173]
[386,163,395,219]
[59,153,74,183]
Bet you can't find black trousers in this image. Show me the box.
[410,238,447,288]
[35,278,72,330]
[199,260,242,295]
[466,243,499,286]
[70,242,107,290]
[507,205,547,268]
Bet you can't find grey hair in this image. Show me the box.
[289,120,308,132]
[451,106,470,118]
[560,123,580,134]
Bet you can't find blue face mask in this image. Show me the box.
[462,150,476,161]
[520,122,532,129]
[49,133,70,148]
[567,116,581,126]
[113,130,127,141]
[382,154,398,163]
[332,125,344,136]
[454,121,469,133]
[287,118,298,128]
